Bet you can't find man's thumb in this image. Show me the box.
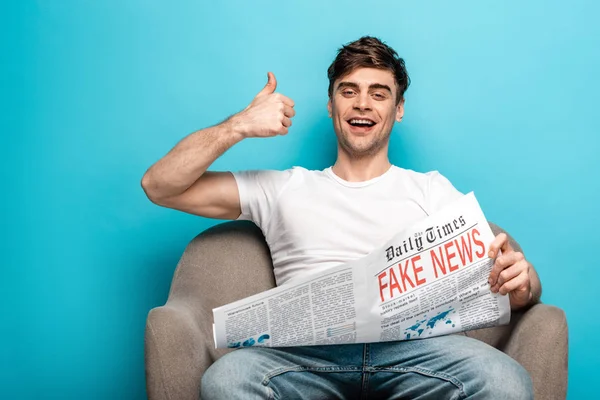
[256,72,277,97]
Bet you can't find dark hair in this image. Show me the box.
[327,36,410,104]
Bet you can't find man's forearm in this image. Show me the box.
[141,117,244,201]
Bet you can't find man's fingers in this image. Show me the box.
[282,117,292,128]
[488,233,512,259]
[279,94,295,107]
[487,233,513,285]
[491,262,523,292]
[283,106,296,118]
[255,72,277,98]
[498,272,530,296]
[489,252,526,287]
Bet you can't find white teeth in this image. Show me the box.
[349,119,375,126]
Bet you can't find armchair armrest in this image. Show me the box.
[145,221,277,400]
[145,301,214,400]
[464,304,568,400]
[504,304,568,400]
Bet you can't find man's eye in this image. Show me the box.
[373,93,386,99]
[342,90,355,96]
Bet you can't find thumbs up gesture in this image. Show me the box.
[230,72,296,138]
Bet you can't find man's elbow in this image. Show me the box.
[141,172,164,205]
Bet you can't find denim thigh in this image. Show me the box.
[201,343,365,400]
[201,336,533,400]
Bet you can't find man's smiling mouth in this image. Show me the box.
[347,118,376,127]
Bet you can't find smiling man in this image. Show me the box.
[142,36,540,399]
[329,68,404,162]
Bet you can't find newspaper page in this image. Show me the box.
[212,192,510,348]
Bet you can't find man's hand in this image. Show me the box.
[229,72,296,138]
[487,233,533,310]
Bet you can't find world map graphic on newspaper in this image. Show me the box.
[403,307,456,340]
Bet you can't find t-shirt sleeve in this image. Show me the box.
[426,171,465,214]
[231,169,294,229]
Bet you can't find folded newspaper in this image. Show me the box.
[212,192,510,348]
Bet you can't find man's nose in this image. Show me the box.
[353,92,372,111]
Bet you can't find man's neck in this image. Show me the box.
[331,153,392,182]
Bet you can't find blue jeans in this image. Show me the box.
[201,335,533,399]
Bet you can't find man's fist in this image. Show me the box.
[230,72,296,138]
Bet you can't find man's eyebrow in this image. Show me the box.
[337,82,359,90]
[336,82,392,93]
[368,83,392,93]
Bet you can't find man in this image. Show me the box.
[142,36,540,399]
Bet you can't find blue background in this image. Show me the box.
[3,1,598,398]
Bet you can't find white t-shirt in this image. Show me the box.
[233,165,463,286]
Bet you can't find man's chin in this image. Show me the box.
[336,133,389,158]
[339,140,382,158]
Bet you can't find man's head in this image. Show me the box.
[327,36,410,159]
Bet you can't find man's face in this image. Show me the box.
[328,67,404,158]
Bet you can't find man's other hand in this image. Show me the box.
[487,233,533,310]
[229,72,296,138]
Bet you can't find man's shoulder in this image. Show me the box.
[391,165,447,183]
[236,165,323,175]
[276,166,331,181]
[232,166,327,189]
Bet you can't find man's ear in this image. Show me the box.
[327,99,332,118]
[395,98,405,122]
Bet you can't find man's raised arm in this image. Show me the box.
[141,72,295,219]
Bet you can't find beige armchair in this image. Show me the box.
[145,221,568,399]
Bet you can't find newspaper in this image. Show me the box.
[212,192,510,348]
